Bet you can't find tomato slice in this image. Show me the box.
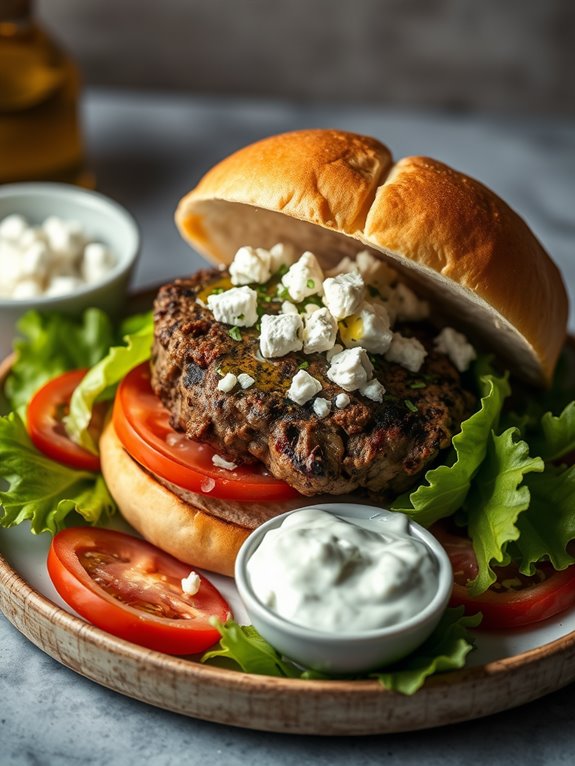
[48,527,231,654]
[113,363,300,502]
[432,524,575,629]
[27,369,102,472]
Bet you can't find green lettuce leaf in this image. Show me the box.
[5,309,115,413]
[64,312,154,454]
[391,363,511,526]
[201,620,300,678]
[201,609,479,695]
[529,402,575,462]
[0,413,116,534]
[464,428,544,595]
[514,464,575,574]
[375,608,481,695]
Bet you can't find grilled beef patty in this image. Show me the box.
[151,270,475,498]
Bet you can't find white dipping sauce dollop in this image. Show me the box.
[246,508,439,633]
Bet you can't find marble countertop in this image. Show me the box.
[1,90,575,765]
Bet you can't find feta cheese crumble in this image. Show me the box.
[302,307,338,354]
[237,372,256,389]
[312,397,332,418]
[217,372,237,392]
[322,271,365,320]
[389,282,430,322]
[287,369,323,405]
[212,454,239,470]
[268,242,297,273]
[281,251,324,302]
[385,333,427,373]
[335,392,351,409]
[434,327,477,372]
[281,300,299,315]
[339,301,393,354]
[326,347,373,391]
[329,250,398,295]
[260,313,303,358]
[181,570,201,596]
[359,378,386,402]
[207,286,258,327]
[326,343,343,362]
[229,245,272,285]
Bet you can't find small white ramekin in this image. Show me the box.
[0,183,140,358]
[235,503,453,675]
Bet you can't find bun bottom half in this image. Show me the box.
[100,420,250,576]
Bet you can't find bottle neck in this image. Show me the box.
[0,0,32,23]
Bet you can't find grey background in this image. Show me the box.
[3,1,575,761]
[1,89,574,763]
[39,0,575,116]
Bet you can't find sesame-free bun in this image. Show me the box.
[176,129,568,386]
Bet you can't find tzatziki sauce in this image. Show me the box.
[246,508,440,633]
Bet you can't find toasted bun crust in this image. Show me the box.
[100,419,249,576]
[176,129,568,386]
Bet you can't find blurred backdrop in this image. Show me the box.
[38,0,575,116]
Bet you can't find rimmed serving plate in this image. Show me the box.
[2,350,575,735]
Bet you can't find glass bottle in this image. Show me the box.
[0,0,90,185]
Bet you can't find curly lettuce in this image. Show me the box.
[202,609,480,695]
[392,350,575,595]
[464,428,544,594]
[64,311,154,454]
[391,360,511,526]
[0,413,115,534]
[0,309,152,535]
[515,464,575,574]
[5,309,115,413]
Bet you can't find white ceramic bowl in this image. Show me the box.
[235,503,453,675]
[0,183,140,357]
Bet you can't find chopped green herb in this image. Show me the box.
[229,326,242,341]
[405,399,418,413]
[237,313,245,321]
[276,285,290,301]
[210,287,224,295]
[277,264,289,278]
[298,360,310,370]
[409,381,427,389]
[306,279,315,289]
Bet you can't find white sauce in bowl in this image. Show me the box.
[246,508,439,633]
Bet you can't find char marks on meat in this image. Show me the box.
[151,270,475,498]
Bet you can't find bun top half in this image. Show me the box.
[176,129,568,386]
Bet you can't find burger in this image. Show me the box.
[98,129,569,577]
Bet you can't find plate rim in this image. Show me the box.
[3,546,575,735]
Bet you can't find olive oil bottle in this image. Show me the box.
[0,0,90,185]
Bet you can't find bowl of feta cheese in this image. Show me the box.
[0,183,140,357]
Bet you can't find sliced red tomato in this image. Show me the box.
[113,362,300,502]
[48,527,231,654]
[432,524,575,629]
[27,369,102,472]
